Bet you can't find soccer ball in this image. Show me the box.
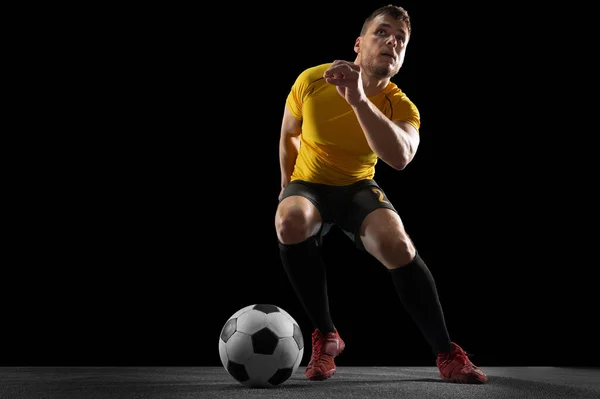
[218,304,304,388]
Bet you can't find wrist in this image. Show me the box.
[351,97,370,111]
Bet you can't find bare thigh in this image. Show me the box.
[275,196,323,245]
[359,208,416,269]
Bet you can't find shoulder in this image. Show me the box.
[382,82,420,129]
[383,82,415,105]
[384,82,418,111]
[293,63,332,85]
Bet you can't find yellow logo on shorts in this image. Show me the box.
[372,188,389,204]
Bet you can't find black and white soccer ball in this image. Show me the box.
[218,304,304,388]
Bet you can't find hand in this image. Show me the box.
[323,60,366,107]
[279,181,289,201]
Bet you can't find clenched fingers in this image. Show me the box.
[323,60,360,83]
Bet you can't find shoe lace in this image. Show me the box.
[310,330,327,363]
[441,346,474,367]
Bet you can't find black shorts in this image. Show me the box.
[279,179,397,250]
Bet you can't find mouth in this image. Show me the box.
[380,53,396,61]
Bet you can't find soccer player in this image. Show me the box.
[274,4,488,384]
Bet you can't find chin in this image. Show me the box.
[372,66,394,79]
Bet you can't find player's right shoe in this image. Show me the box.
[305,328,345,381]
[436,342,488,384]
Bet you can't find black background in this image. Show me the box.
[4,2,596,368]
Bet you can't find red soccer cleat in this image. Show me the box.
[305,329,345,381]
[436,342,488,384]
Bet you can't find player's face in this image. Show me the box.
[357,14,409,79]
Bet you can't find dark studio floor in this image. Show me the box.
[1,366,598,399]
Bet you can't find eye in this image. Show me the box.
[376,29,386,35]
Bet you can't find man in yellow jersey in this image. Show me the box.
[275,4,488,384]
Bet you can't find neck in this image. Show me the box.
[354,57,390,96]
[361,73,390,96]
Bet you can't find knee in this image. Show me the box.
[275,209,316,245]
[368,232,416,269]
[389,238,417,268]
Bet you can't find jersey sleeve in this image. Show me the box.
[285,64,330,121]
[285,70,309,120]
[392,95,421,131]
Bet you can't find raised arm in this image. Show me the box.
[324,60,419,170]
[352,101,419,170]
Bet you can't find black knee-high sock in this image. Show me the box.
[389,252,452,355]
[278,236,335,333]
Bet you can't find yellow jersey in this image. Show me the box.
[286,63,420,186]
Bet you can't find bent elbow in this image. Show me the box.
[393,153,413,170]
[387,158,408,170]
[388,152,415,170]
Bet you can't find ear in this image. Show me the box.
[354,37,361,54]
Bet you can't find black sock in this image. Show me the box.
[278,236,335,333]
[389,252,452,355]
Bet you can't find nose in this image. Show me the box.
[386,35,397,48]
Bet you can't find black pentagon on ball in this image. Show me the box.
[293,324,304,350]
[220,318,237,343]
[268,367,294,386]
[252,327,279,355]
[252,304,280,314]
[227,360,249,383]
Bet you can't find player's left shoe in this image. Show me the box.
[436,342,488,384]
